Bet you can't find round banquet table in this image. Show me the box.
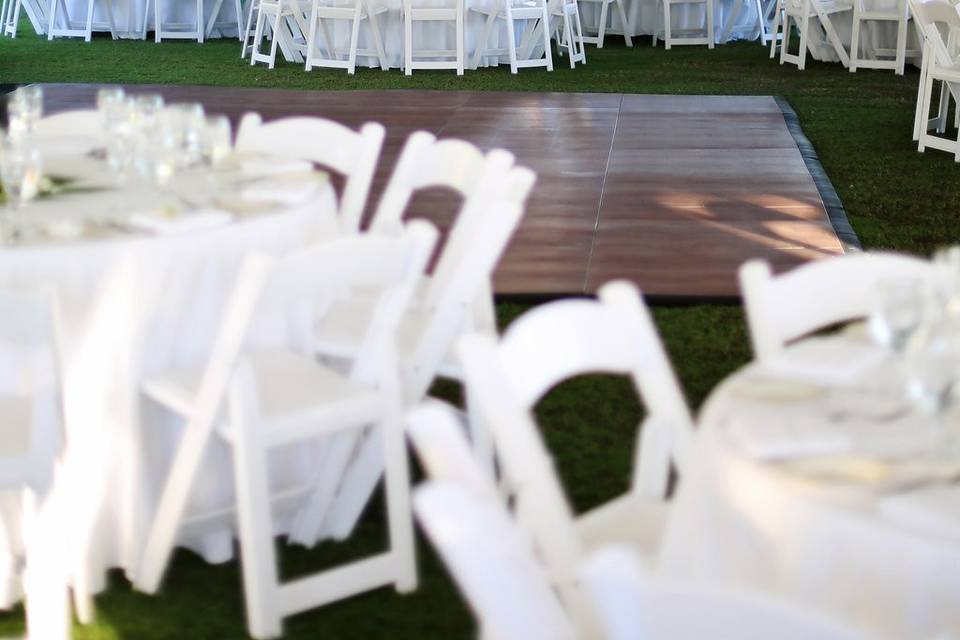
[656,334,960,639]
[0,143,339,600]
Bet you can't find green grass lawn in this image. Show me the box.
[0,21,957,638]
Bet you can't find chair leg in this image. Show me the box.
[506,7,519,73]
[798,11,808,69]
[229,379,283,640]
[46,0,56,39]
[455,2,464,75]
[913,55,928,141]
[303,0,317,69]
[381,418,417,594]
[663,0,671,49]
[596,0,607,47]
[267,6,282,68]
[849,8,859,71]
[141,0,150,39]
[937,80,950,134]
[614,0,630,45]
[83,0,93,41]
[471,10,497,69]
[918,71,935,152]
[769,0,780,57]
[241,0,256,56]
[10,0,23,36]
[154,0,161,42]
[234,0,243,38]
[895,5,906,75]
[346,11,360,74]
[249,2,265,63]
[366,7,388,70]
[652,0,658,45]
[541,5,553,69]
[706,0,714,48]
[196,0,203,42]
[404,5,412,74]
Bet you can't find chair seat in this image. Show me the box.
[143,349,384,441]
[313,287,463,382]
[0,396,31,459]
[575,492,669,559]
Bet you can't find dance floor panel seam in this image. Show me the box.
[41,85,850,299]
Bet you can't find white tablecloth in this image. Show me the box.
[657,339,960,639]
[0,158,338,595]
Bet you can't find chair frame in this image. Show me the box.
[470,0,554,73]
[304,0,389,74]
[849,0,919,74]
[46,0,116,41]
[652,0,714,49]
[403,0,465,75]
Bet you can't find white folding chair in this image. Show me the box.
[409,403,577,640]
[46,0,115,40]
[581,547,877,640]
[204,0,244,38]
[652,0,714,48]
[0,289,95,640]
[235,113,385,233]
[132,223,437,639]
[913,1,960,159]
[849,0,919,74]
[249,0,309,67]
[776,0,852,68]
[403,0,465,75]
[578,0,631,46]
[303,0,388,73]
[550,0,586,66]
[470,0,553,73]
[287,135,534,547]
[240,0,261,56]
[456,279,695,636]
[1,0,24,36]
[739,253,946,360]
[142,0,205,41]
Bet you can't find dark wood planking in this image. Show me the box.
[40,84,845,298]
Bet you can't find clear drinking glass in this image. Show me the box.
[96,87,126,130]
[7,86,43,138]
[0,136,43,242]
[869,277,927,353]
[131,93,165,132]
[905,317,960,417]
[104,98,136,183]
[164,103,205,168]
[135,111,179,187]
[933,245,960,315]
[202,115,232,168]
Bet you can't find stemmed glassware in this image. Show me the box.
[7,86,43,139]
[0,134,43,243]
[868,277,926,353]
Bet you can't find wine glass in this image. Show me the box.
[164,103,205,168]
[0,135,42,243]
[202,115,232,168]
[904,316,960,418]
[7,86,43,139]
[131,93,165,132]
[869,277,927,353]
[97,87,126,131]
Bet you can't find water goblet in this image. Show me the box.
[904,317,960,418]
[201,115,232,168]
[131,93,165,132]
[869,277,927,353]
[0,136,43,243]
[164,103,205,168]
[7,86,43,138]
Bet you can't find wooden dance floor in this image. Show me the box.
[42,85,848,298]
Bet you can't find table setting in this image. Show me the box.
[0,86,341,597]
[657,256,960,639]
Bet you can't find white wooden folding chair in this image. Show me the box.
[456,279,695,636]
[240,0,261,56]
[46,0,115,40]
[204,0,244,38]
[550,0,586,66]
[470,0,553,73]
[578,0,630,46]
[0,288,96,639]
[287,135,534,548]
[302,0,388,73]
[235,114,385,233]
[652,0,714,48]
[777,0,852,68]
[409,402,577,640]
[913,1,960,159]
[581,547,877,640]
[142,0,205,41]
[249,0,309,67]
[132,223,437,639]
[739,253,945,360]
[1,0,24,36]
[849,0,919,74]
[403,0,465,75]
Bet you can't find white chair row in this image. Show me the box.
[912,0,960,161]
[243,0,589,74]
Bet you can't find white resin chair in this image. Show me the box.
[249,0,309,67]
[0,289,95,639]
[913,1,960,159]
[849,0,919,74]
[143,0,205,41]
[652,0,714,48]
[550,0,586,66]
[579,0,631,46]
[303,0,388,74]
[46,0,115,41]
[776,0,852,69]
[456,280,695,636]
[287,135,534,547]
[132,223,437,639]
[470,0,553,73]
[581,547,876,640]
[739,253,945,360]
[235,113,385,233]
[403,0,465,75]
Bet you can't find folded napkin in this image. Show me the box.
[126,209,232,235]
[240,158,315,178]
[727,414,852,460]
[240,171,327,206]
[759,338,890,387]
[879,485,960,540]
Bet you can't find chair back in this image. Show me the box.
[235,113,386,234]
[581,547,876,640]
[0,288,63,494]
[913,0,960,66]
[408,402,575,640]
[739,253,946,360]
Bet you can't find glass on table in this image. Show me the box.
[0,135,43,243]
[164,103,205,168]
[869,277,927,353]
[904,316,960,417]
[201,115,232,168]
[133,111,179,188]
[933,245,960,315]
[96,87,127,131]
[7,85,44,138]
[131,93,165,131]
